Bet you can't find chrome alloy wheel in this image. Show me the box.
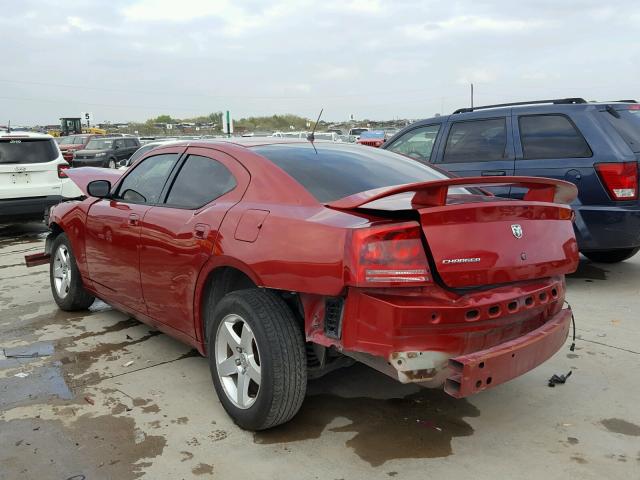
[53,245,72,299]
[215,314,261,409]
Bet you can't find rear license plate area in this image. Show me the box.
[11,173,31,184]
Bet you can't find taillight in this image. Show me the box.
[628,104,640,111]
[57,163,70,178]
[595,162,638,200]
[346,222,430,287]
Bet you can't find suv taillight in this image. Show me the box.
[595,162,638,200]
[345,222,430,287]
[57,163,70,178]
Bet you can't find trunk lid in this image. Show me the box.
[328,176,580,289]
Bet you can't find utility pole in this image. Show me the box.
[470,83,474,109]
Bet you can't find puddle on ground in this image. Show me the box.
[568,261,608,281]
[0,364,73,410]
[254,388,479,466]
[601,418,640,436]
[0,414,166,480]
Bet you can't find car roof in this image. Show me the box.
[0,131,53,139]
[408,100,638,127]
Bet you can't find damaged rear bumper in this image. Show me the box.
[444,307,572,398]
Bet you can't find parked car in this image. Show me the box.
[356,130,393,147]
[57,134,103,163]
[34,140,578,430]
[348,127,369,138]
[121,139,185,169]
[72,137,141,169]
[383,98,640,263]
[0,131,70,222]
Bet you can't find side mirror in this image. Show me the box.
[87,180,112,198]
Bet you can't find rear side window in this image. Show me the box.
[387,124,440,162]
[117,153,178,204]
[124,138,138,148]
[0,138,58,164]
[165,155,236,209]
[443,118,507,163]
[601,107,640,153]
[114,139,125,149]
[252,144,455,203]
[519,114,591,159]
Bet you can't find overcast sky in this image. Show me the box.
[2,0,640,125]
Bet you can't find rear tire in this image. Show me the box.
[50,233,95,311]
[583,247,640,263]
[206,289,307,431]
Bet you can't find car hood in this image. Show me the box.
[66,167,123,196]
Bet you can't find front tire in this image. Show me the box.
[583,247,640,263]
[206,289,307,430]
[108,158,117,169]
[50,233,95,311]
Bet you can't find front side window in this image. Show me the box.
[116,153,178,204]
[519,114,591,159]
[114,139,125,149]
[387,124,440,162]
[443,118,507,163]
[165,155,236,209]
[124,138,138,148]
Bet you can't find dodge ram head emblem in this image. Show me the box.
[511,224,523,239]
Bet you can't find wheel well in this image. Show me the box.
[200,267,305,343]
[201,267,257,341]
[46,222,64,255]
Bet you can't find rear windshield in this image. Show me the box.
[603,107,640,153]
[0,138,58,164]
[252,144,456,203]
[86,139,114,150]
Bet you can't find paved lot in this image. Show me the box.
[1,222,639,480]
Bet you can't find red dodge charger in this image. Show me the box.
[30,139,579,430]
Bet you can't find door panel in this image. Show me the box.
[434,115,515,197]
[139,147,250,336]
[85,200,151,311]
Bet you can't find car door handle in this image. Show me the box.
[481,170,506,176]
[128,213,140,226]
[194,223,210,239]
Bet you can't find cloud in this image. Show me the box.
[403,15,552,40]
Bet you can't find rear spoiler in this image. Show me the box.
[326,176,578,210]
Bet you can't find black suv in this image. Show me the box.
[72,137,141,169]
[383,98,640,263]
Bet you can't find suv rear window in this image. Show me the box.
[602,107,640,153]
[0,138,58,164]
[519,114,591,159]
[252,144,454,203]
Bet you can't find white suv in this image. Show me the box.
[0,132,73,222]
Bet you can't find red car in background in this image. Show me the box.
[57,134,102,162]
[357,129,395,147]
[30,139,579,430]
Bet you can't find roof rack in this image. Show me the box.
[453,98,587,114]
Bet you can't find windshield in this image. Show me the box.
[252,144,462,203]
[0,138,58,164]
[360,130,385,139]
[86,139,114,150]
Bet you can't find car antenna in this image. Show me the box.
[307,108,323,154]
